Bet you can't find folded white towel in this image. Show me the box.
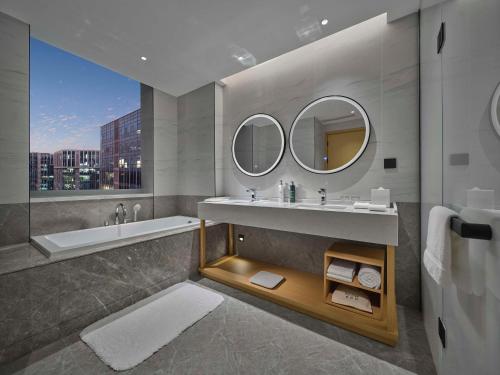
[331,285,372,313]
[353,201,370,209]
[358,264,381,289]
[327,259,357,280]
[368,204,387,212]
[423,206,457,286]
[327,272,354,283]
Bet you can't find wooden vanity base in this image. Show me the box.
[199,221,398,346]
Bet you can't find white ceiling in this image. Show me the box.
[0,0,443,96]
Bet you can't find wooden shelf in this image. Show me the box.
[325,275,382,294]
[324,242,385,268]
[200,255,398,346]
[324,242,386,322]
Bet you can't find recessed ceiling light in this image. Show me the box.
[350,110,355,114]
[321,19,328,26]
[140,56,147,61]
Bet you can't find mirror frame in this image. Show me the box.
[231,113,286,177]
[289,95,371,174]
[491,82,500,137]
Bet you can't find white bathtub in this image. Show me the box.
[32,216,203,259]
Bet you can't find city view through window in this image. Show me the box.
[29,38,142,192]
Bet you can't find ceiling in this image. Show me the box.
[0,0,444,97]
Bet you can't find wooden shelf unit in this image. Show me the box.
[199,221,398,346]
[324,243,385,320]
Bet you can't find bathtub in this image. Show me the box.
[32,216,203,259]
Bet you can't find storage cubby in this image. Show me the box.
[324,242,386,320]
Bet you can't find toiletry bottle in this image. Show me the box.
[289,181,296,203]
[278,180,285,203]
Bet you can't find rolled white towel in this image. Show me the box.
[327,259,357,280]
[368,204,387,212]
[353,201,370,209]
[358,264,381,289]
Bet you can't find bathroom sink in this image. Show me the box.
[217,199,275,206]
[295,203,348,211]
[253,200,284,207]
[221,199,253,204]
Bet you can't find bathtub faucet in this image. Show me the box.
[115,203,127,225]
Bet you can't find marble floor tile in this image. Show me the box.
[0,279,434,375]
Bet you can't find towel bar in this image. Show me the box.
[450,216,492,240]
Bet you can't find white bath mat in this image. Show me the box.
[80,282,223,371]
[250,271,285,289]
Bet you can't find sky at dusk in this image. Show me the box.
[30,38,140,153]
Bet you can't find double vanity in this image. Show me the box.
[199,94,400,345]
[199,198,398,245]
[198,197,399,345]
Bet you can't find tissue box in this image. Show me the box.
[371,187,390,208]
[467,188,495,209]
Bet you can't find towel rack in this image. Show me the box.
[450,216,492,240]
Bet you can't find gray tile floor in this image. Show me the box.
[0,279,435,375]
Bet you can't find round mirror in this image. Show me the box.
[290,96,370,174]
[491,82,500,137]
[232,114,285,177]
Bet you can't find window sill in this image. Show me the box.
[30,193,153,203]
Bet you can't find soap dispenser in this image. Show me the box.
[278,180,285,203]
[289,181,296,203]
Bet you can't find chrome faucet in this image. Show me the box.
[115,203,127,225]
[318,188,327,205]
[246,188,257,202]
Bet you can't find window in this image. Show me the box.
[30,37,142,193]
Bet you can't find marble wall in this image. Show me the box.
[177,83,216,197]
[153,88,178,198]
[29,194,213,236]
[221,13,419,204]
[176,195,209,217]
[153,195,178,219]
[0,224,227,365]
[29,196,154,236]
[0,12,29,246]
[0,203,29,246]
[140,84,155,194]
[215,83,224,196]
[218,14,421,309]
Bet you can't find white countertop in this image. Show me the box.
[198,198,398,246]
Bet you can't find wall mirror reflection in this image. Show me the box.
[491,82,500,137]
[232,114,285,177]
[289,96,370,174]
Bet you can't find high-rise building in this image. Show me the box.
[29,152,54,191]
[100,109,141,190]
[53,149,100,190]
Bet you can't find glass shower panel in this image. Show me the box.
[420,4,444,372]
[440,0,500,374]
